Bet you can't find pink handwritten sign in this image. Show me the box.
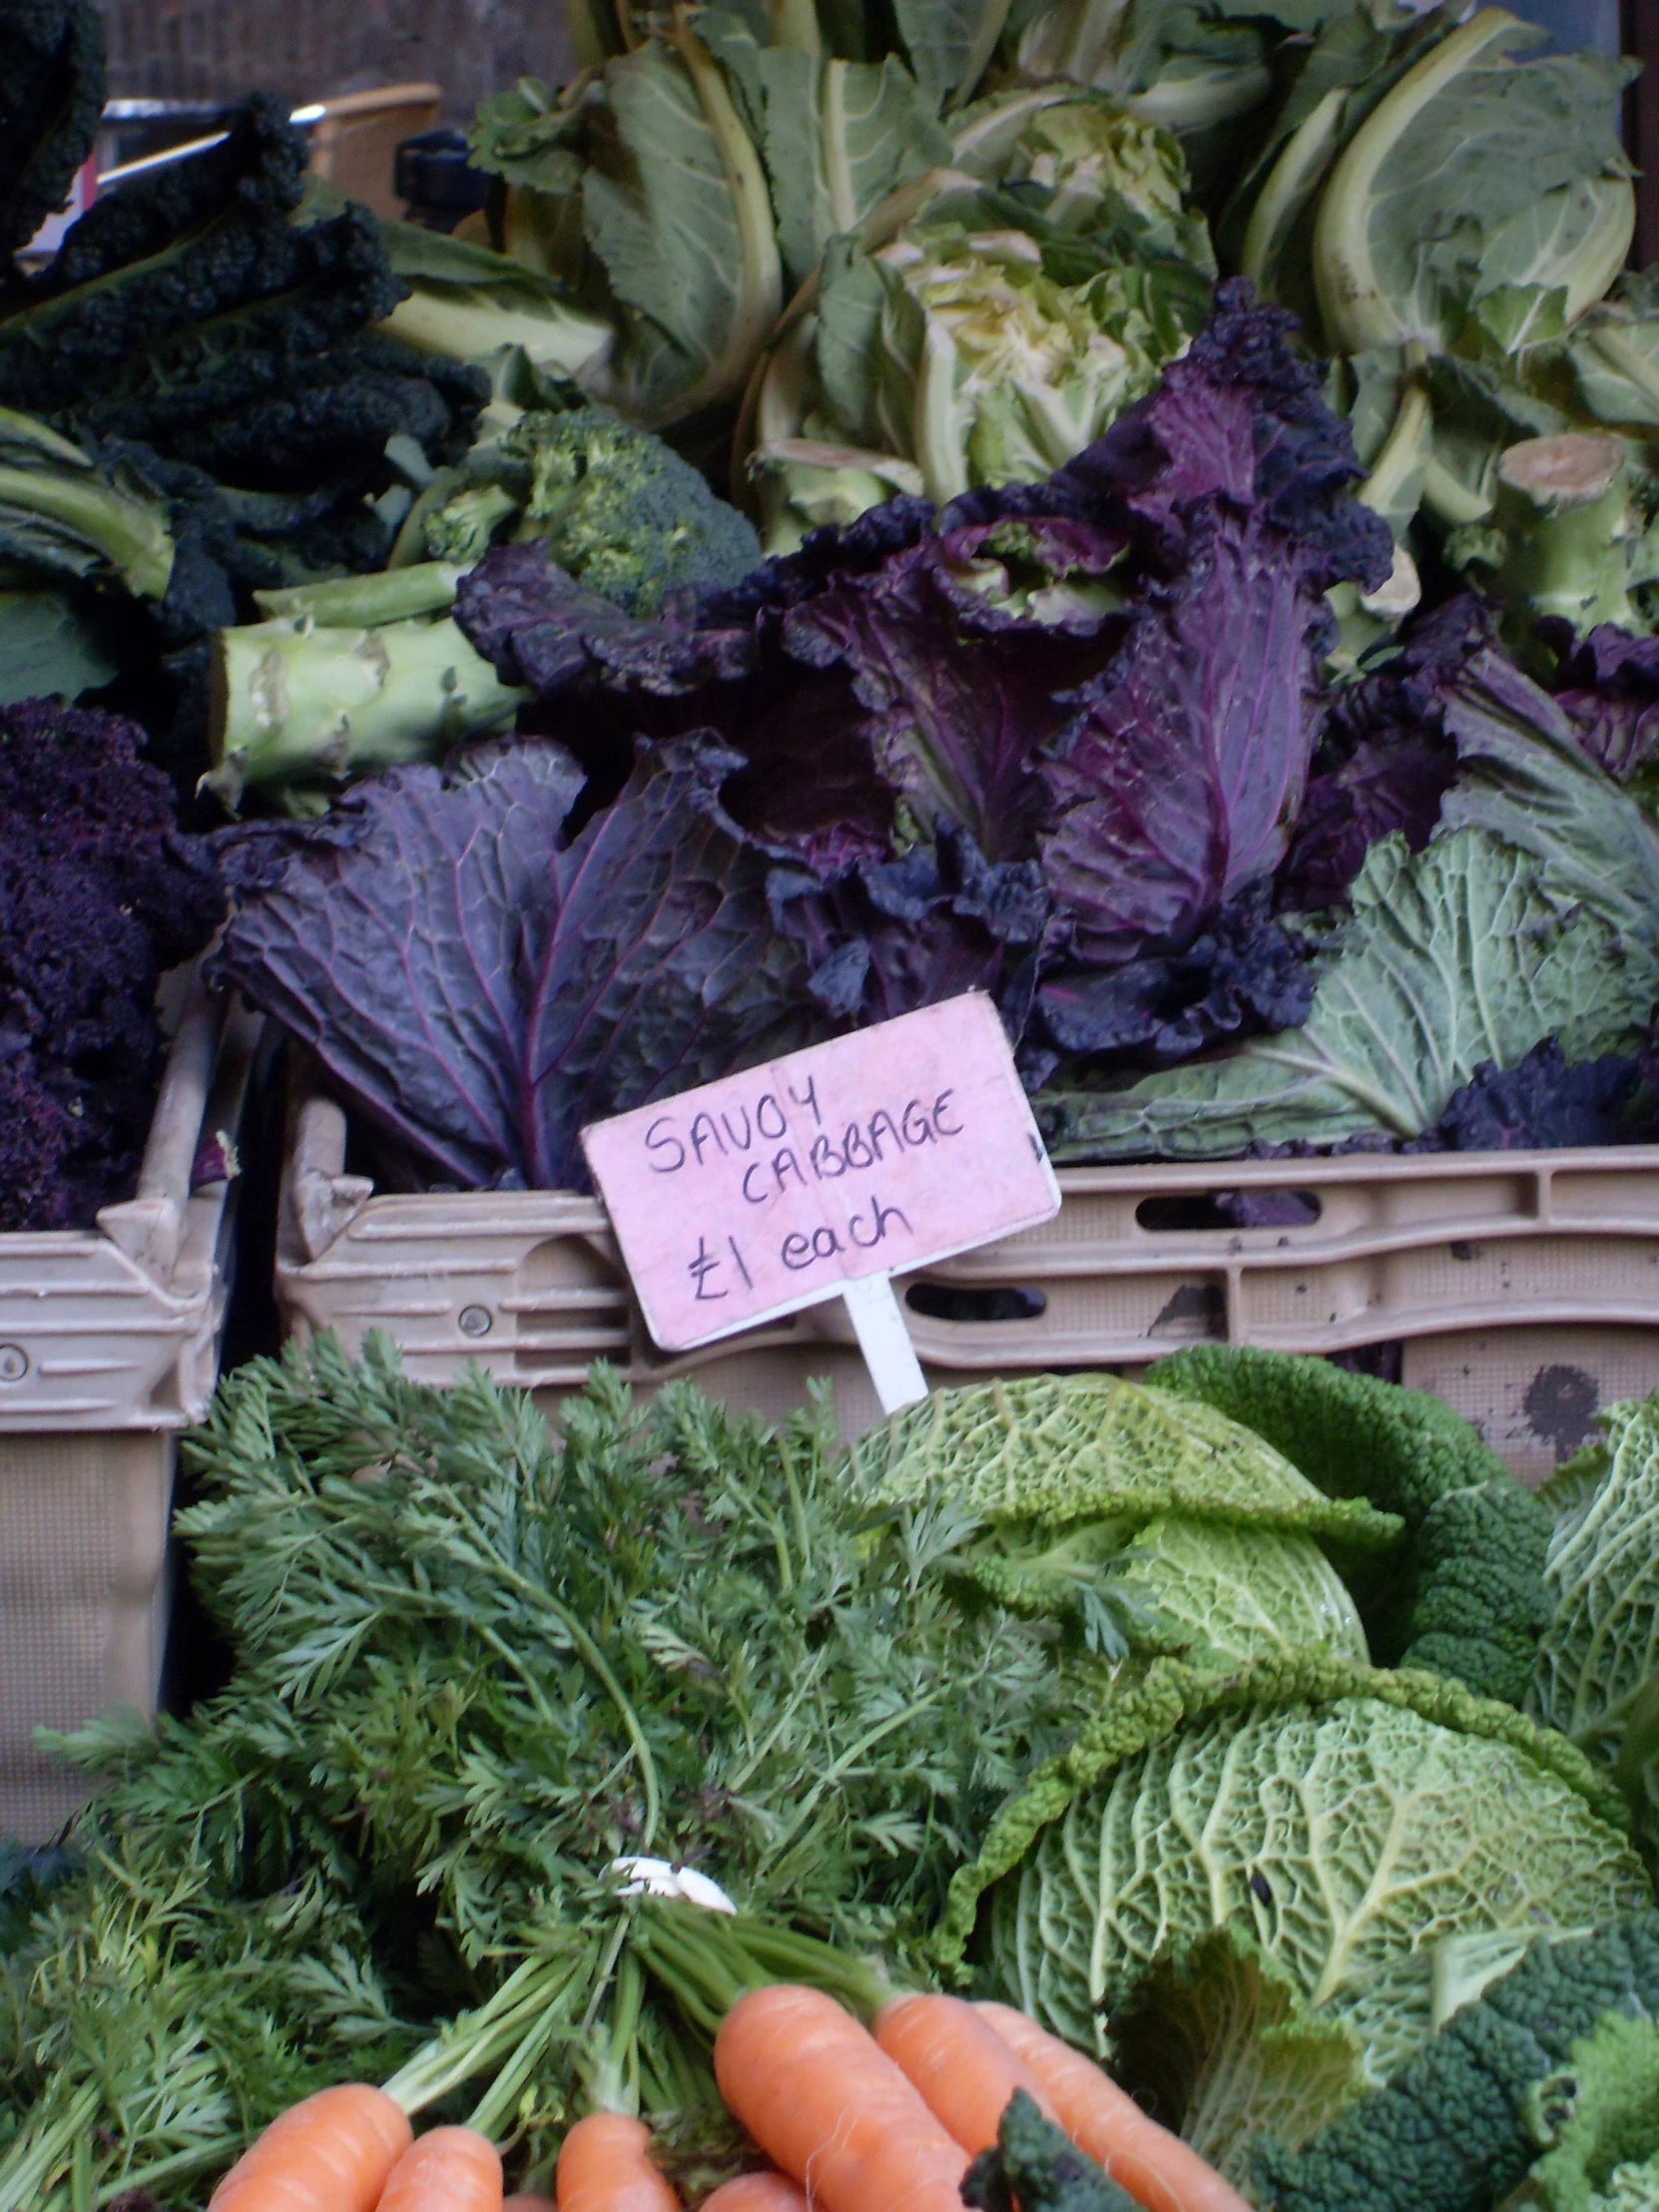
[580,992,1059,1354]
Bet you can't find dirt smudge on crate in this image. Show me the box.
[1524,1364,1600,1462]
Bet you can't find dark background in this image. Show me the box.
[98,0,575,124]
[87,2,1659,260]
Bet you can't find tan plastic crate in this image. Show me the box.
[0,983,261,1843]
[277,1088,1659,1488]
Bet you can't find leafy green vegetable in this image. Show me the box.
[1100,1515,1370,1669]
[0,0,104,265]
[1312,14,1633,358]
[1147,1346,1553,1706]
[1254,1914,1659,2212]
[380,221,615,385]
[470,25,784,429]
[939,1650,1646,2085]
[1110,1928,1366,2191]
[0,585,116,703]
[846,1373,1400,1547]
[1529,1393,1659,1875]
[759,48,951,285]
[1511,2011,1659,2212]
[1037,828,1643,1161]
[0,1341,1099,2201]
[0,405,174,599]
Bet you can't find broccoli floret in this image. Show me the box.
[963,2090,1142,2212]
[1253,1914,1659,2212]
[1147,1347,1551,1704]
[0,698,223,1228]
[426,405,762,614]
[0,0,104,264]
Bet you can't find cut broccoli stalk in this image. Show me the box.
[1487,432,1654,636]
[252,561,465,628]
[205,612,527,806]
[0,406,174,599]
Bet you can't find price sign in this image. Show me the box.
[580,992,1059,1410]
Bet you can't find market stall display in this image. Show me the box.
[6,4,1659,2209]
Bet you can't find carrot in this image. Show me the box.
[714,1982,969,2212]
[208,2083,412,2212]
[973,2002,1254,2212]
[375,2125,503,2212]
[503,2198,557,2211]
[699,2174,810,2212]
[556,2112,680,2212]
[874,1991,1060,2156]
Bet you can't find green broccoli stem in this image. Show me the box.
[205,611,527,804]
[252,560,465,627]
[1490,431,1642,635]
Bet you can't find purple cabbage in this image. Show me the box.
[212,737,820,1193]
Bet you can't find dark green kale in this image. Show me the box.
[0,98,485,494]
[0,0,104,263]
[1253,1914,1659,2212]
[963,2091,1142,2212]
[1147,1346,1552,1705]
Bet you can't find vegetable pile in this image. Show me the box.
[6,1340,1659,2212]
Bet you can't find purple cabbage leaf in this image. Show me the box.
[212,736,820,1193]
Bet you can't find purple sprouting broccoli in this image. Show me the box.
[0,699,223,1231]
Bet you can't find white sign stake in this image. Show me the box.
[581,992,1059,1416]
[839,1272,929,1413]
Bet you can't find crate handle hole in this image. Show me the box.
[904,1283,1047,1324]
[1136,1190,1323,1233]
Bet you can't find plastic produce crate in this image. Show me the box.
[0,981,262,1844]
[277,1084,1659,1489]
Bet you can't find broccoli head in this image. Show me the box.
[0,0,104,263]
[0,698,224,1229]
[1147,1346,1552,1705]
[426,405,762,614]
[1253,1913,1659,2212]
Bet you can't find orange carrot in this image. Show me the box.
[714,1983,969,2212]
[974,2002,1254,2212]
[209,2084,413,2212]
[556,2113,680,2212]
[874,1991,1060,2156]
[699,2174,811,2212]
[375,2125,503,2212]
[503,2198,557,2211]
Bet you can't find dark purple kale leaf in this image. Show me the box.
[1034,886,1314,1067]
[1416,1037,1656,1152]
[1038,277,1395,594]
[1539,618,1659,785]
[0,699,224,1232]
[1277,596,1474,912]
[771,828,1051,1039]
[212,736,819,1193]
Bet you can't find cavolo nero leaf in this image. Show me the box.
[1529,1394,1659,1873]
[949,1654,1648,2090]
[1037,828,1638,1162]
